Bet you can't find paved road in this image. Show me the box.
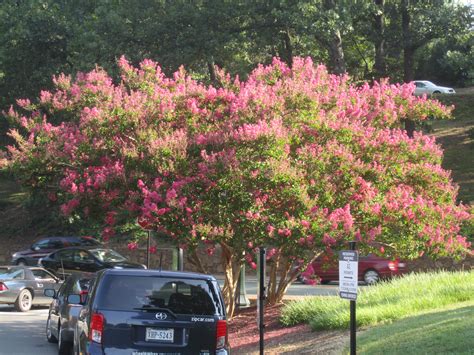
[216,276,340,299]
[0,305,56,355]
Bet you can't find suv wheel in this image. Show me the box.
[16,259,27,266]
[58,323,72,355]
[14,289,32,312]
[46,315,58,343]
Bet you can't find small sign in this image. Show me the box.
[137,216,153,230]
[339,250,359,300]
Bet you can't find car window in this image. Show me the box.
[54,250,75,262]
[71,277,94,294]
[33,239,51,250]
[90,249,127,263]
[49,240,64,249]
[79,237,102,246]
[57,278,70,296]
[0,268,24,279]
[31,269,56,280]
[74,250,95,263]
[98,276,219,316]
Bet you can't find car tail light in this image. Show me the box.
[79,290,88,304]
[388,261,398,271]
[89,312,104,343]
[0,282,8,291]
[216,320,227,349]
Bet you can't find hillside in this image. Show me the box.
[432,88,474,204]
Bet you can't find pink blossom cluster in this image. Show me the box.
[4,55,471,270]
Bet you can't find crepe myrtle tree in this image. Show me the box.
[3,57,471,316]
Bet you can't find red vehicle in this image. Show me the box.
[299,254,406,285]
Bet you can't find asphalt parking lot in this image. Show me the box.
[0,305,56,355]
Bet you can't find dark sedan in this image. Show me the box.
[0,266,62,311]
[11,236,103,266]
[45,272,95,355]
[40,247,146,277]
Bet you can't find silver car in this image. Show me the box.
[414,80,456,95]
[0,265,62,311]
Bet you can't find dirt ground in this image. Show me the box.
[228,304,349,354]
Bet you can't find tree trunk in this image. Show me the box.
[373,0,386,78]
[323,0,346,75]
[401,0,415,137]
[207,56,217,85]
[403,46,415,83]
[281,29,293,68]
[186,249,208,274]
[220,242,241,318]
[401,0,414,83]
[327,30,346,75]
[266,252,323,305]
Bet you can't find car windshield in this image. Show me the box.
[98,275,220,315]
[90,249,127,263]
[0,267,24,279]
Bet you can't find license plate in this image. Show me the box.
[145,328,174,342]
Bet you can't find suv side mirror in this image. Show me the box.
[44,289,56,298]
[67,294,82,304]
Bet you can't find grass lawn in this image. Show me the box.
[0,173,25,210]
[355,301,474,355]
[280,271,474,330]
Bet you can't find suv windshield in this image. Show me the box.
[90,249,127,263]
[98,275,220,315]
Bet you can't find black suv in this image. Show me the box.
[74,269,229,355]
[11,236,103,266]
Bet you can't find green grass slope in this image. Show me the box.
[355,301,474,355]
[433,89,474,204]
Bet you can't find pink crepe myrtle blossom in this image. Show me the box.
[128,242,138,250]
[4,55,470,311]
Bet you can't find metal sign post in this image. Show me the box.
[146,230,151,269]
[257,248,266,355]
[137,217,153,269]
[339,241,358,355]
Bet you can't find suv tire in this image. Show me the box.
[46,316,58,343]
[58,323,72,355]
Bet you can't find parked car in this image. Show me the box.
[40,247,146,277]
[11,236,103,266]
[0,265,62,311]
[44,272,95,355]
[414,80,455,95]
[73,269,229,355]
[299,254,407,285]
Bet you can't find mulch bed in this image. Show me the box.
[228,304,312,353]
[228,304,349,354]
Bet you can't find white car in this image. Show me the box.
[413,80,455,96]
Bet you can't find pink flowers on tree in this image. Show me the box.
[4,56,471,316]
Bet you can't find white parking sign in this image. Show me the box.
[339,250,358,300]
